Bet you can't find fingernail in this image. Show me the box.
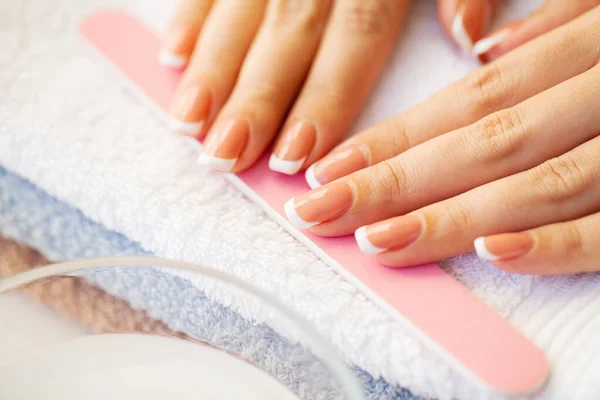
[473,30,508,57]
[159,51,188,69]
[305,144,369,189]
[169,82,212,136]
[474,233,534,261]
[451,1,473,54]
[269,121,316,175]
[160,26,190,69]
[355,215,422,255]
[284,182,353,230]
[198,119,249,172]
[304,164,321,189]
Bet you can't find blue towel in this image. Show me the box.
[0,166,419,400]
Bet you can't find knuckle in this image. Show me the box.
[301,80,347,109]
[370,159,409,204]
[531,154,589,203]
[446,200,475,232]
[269,0,332,31]
[363,117,411,155]
[386,116,412,151]
[560,222,585,257]
[335,0,399,36]
[467,108,526,165]
[462,63,510,117]
[421,200,473,240]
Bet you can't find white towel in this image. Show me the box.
[2,0,600,399]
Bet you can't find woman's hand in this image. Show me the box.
[161,0,411,174]
[284,6,600,274]
[161,0,598,175]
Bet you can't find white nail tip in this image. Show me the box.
[268,155,305,175]
[355,226,387,255]
[472,32,507,56]
[197,153,237,172]
[304,164,322,189]
[158,51,188,68]
[284,198,317,230]
[474,237,499,261]
[169,119,203,135]
[451,12,472,55]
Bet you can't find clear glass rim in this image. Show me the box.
[0,256,363,399]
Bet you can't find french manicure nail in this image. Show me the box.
[169,119,204,136]
[304,164,321,189]
[451,1,473,54]
[159,51,188,69]
[474,233,534,261]
[284,182,354,230]
[305,144,369,189]
[472,30,508,56]
[355,215,422,255]
[198,119,249,172]
[160,26,190,69]
[169,82,212,136]
[269,121,316,175]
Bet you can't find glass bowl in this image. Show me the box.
[0,256,362,400]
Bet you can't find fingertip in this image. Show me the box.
[168,82,212,136]
[302,144,368,189]
[304,164,322,189]
[268,154,305,175]
[355,226,387,255]
[161,24,197,67]
[284,198,317,230]
[269,121,316,175]
[472,30,509,58]
[471,20,524,62]
[474,232,535,263]
[439,0,494,55]
[474,237,498,261]
[200,118,249,172]
[474,0,598,63]
[197,153,237,172]
[158,51,188,69]
[450,4,473,54]
[168,119,204,136]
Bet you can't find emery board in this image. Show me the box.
[80,10,549,396]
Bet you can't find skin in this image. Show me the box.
[163,0,411,173]
[162,1,600,274]
[292,5,600,275]
[163,0,597,173]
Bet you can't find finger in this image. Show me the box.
[358,133,600,268]
[286,63,600,236]
[305,7,600,188]
[475,212,600,275]
[473,0,600,62]
[269,0,410,175]
[168,0,267,136]
[436,0,498,55]
[159,0,215,68]
[199,1,333,172]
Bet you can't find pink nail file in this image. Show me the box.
[80,10,549,397]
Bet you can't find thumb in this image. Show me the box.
[437,0,498,55]
[473,0,600,62]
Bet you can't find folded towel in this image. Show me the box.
[2,0,600,399]
[0,167,416,399]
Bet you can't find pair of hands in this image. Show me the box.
[161,0,600,274]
